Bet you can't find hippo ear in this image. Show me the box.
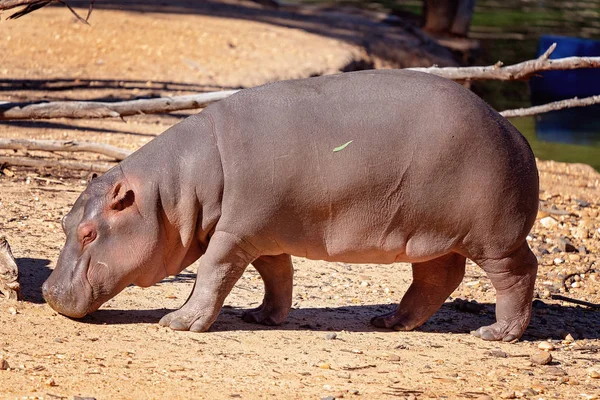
[110,182,135,211]
[87,172,99,184]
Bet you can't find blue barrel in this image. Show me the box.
[530,35,600,105]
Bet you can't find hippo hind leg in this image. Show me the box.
[371,253,466,331]
[242,254,293,326]
[471,241,538,342]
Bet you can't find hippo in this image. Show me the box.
[43,70,539,341]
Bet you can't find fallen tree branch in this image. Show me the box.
[0,0,92,22]
[0,90,239,120]
[1,45,599,120]
[0,236,20,300]
[0,0,47,9]
[0,138,132,160]
[500,95,600,118]
[551,294,600,309]
[408,43,600,81]
[0,155,114,172]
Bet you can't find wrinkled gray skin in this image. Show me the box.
[43,70,539,341]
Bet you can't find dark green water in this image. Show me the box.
[511,116,600,171]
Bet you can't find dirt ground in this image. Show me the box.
[1,2,599,399]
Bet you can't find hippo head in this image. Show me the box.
[43,168,166,318]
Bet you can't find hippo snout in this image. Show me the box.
[42,276,92,319]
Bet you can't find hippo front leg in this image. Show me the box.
[242,254,294,326]
[159,232,255,332]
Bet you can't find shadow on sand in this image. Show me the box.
[80,299,600,342]
[59,0,456,69]
[16,257,52,304]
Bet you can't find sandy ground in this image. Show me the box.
[1,2,600,400]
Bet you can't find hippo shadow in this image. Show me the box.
[16,257,52,304]
[81,299,600,341]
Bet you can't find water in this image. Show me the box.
[510,115,600,171]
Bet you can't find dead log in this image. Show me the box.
[0,90,239,120]
[499,95,600,118]
[0,138,132,160]
[0,156,114,172]
[0,0,92,22]
[0,236,19,300]
[1,46,599,120]
[408,43,600,81]
[0,0,46,9]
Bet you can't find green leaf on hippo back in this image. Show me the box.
[333,140,353,152]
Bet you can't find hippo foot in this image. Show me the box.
[370,310,414,331]
[158,308,213,332]
[241,304,287,326]
[471,322,523,342]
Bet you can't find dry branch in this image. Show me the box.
[0,90,239,120]
[1,45,599,120]
[499,95,600,118]
[0,236,20,300]
[0,0,46,9]
[0,138,132,160]
[408,43,600,81]
[0,0,92,22]
[0,155,114,172]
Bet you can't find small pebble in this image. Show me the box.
[564,333,575,343]
[589,369,600,379]
[500,391,516,399]
[531,351,552,365]
[1,168,14,177]
[380,353,401,362]
[0,358,9,370]
[325,332,337,340]
[318,363,331,370]
[538,341,555,351]
[553,258,565,265]
[521,388,538,396]
[45,377,57,387]
[545,366,567,376]
[321,397,335,400]
[539,217,558,229]
[348,389,359,395]
[8,307,17,315]
[487,349,508,358]
[557,237,577,253]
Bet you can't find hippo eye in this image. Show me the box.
[78,224,97,247]
[82,231,96,247]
